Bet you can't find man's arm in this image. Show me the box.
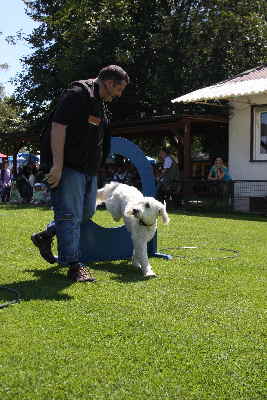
[46,122,66,188]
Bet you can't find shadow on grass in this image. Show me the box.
[169,208,267,222]
[0,261,149,306]
[0,203,50,211]
[93,260,151,283]
[0,266,73,304]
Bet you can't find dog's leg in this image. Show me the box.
[132,236,156,277]
[106,199,122,221]
[131,248,141,270]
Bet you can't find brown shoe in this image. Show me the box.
[67,263,96,282]
[31,231,56,264]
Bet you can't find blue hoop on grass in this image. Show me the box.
[80,137,171,262]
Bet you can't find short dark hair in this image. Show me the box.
[98,65,130,85]
[162,147,171,154]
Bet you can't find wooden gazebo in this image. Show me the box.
[0,113,228,177]
[111,114,228,178]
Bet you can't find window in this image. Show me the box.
[252,106,267,161]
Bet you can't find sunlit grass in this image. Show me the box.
[0,204,266,400]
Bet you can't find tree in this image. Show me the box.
[0,98,31,172]
[0,59,9,98]
[15,0,267,122]
[0,30,23,97]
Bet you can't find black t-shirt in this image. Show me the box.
[52,80,108,174]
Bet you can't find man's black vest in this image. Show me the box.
[40,79,111,174]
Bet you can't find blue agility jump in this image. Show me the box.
[80,137,171,263]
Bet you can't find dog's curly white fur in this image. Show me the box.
[96,182,170,277]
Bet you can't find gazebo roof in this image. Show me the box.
[111,114,227,138]
[172,65,267,103]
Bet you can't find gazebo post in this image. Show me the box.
[181,120,195,199]
[183,120,192,178]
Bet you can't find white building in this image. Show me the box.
[172,65,267,211]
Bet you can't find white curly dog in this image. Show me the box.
[96,182,170,277]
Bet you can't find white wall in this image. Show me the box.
[229,93,267,180]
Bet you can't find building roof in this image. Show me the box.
[172,65,267,103]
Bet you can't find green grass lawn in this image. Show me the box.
[0,204,266,400]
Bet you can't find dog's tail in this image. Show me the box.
[160,200,170,225]
[96,188,106,206]
[96,181,120,206]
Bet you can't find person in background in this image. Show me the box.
[29,161,40,185]
[156,147,179,200]
[207,157,232,198]
[0,163,2,200]
[0,160,12,202]
[31,182,50,205]
[16,165,33,203]
[31,65,129,282]
[207,157,231,182]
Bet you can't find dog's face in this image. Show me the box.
[128,197,170,226]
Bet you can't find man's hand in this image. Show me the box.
[46,165,62,188]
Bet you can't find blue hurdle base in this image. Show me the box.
[153,252,173,260]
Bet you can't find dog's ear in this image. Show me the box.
[159,202,170,224]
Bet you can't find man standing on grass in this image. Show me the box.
[31,65,129,282]
[156,147,179,200]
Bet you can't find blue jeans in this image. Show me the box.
[47,167,97,265]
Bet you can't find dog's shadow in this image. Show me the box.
[92,260,153,283]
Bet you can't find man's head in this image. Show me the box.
[97,65,129,102]
[159,147,171,160]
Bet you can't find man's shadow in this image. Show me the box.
[0,266,74,303]
[0,261,150,305]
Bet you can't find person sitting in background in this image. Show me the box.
[116,164,128,183]
[16,165,33,203]
[31,182,50,205]
[208,157,231,181]
[112,165,123,182]
[0,161,12,202]
[9,180,22,203]
[0,163,2,200]
[207,157,232,198]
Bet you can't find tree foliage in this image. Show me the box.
[0,98,31,156]
[16,0,267,118]
[0,32,10,98]
[13,0,265,119]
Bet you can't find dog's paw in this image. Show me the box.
[143,270,157,278]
